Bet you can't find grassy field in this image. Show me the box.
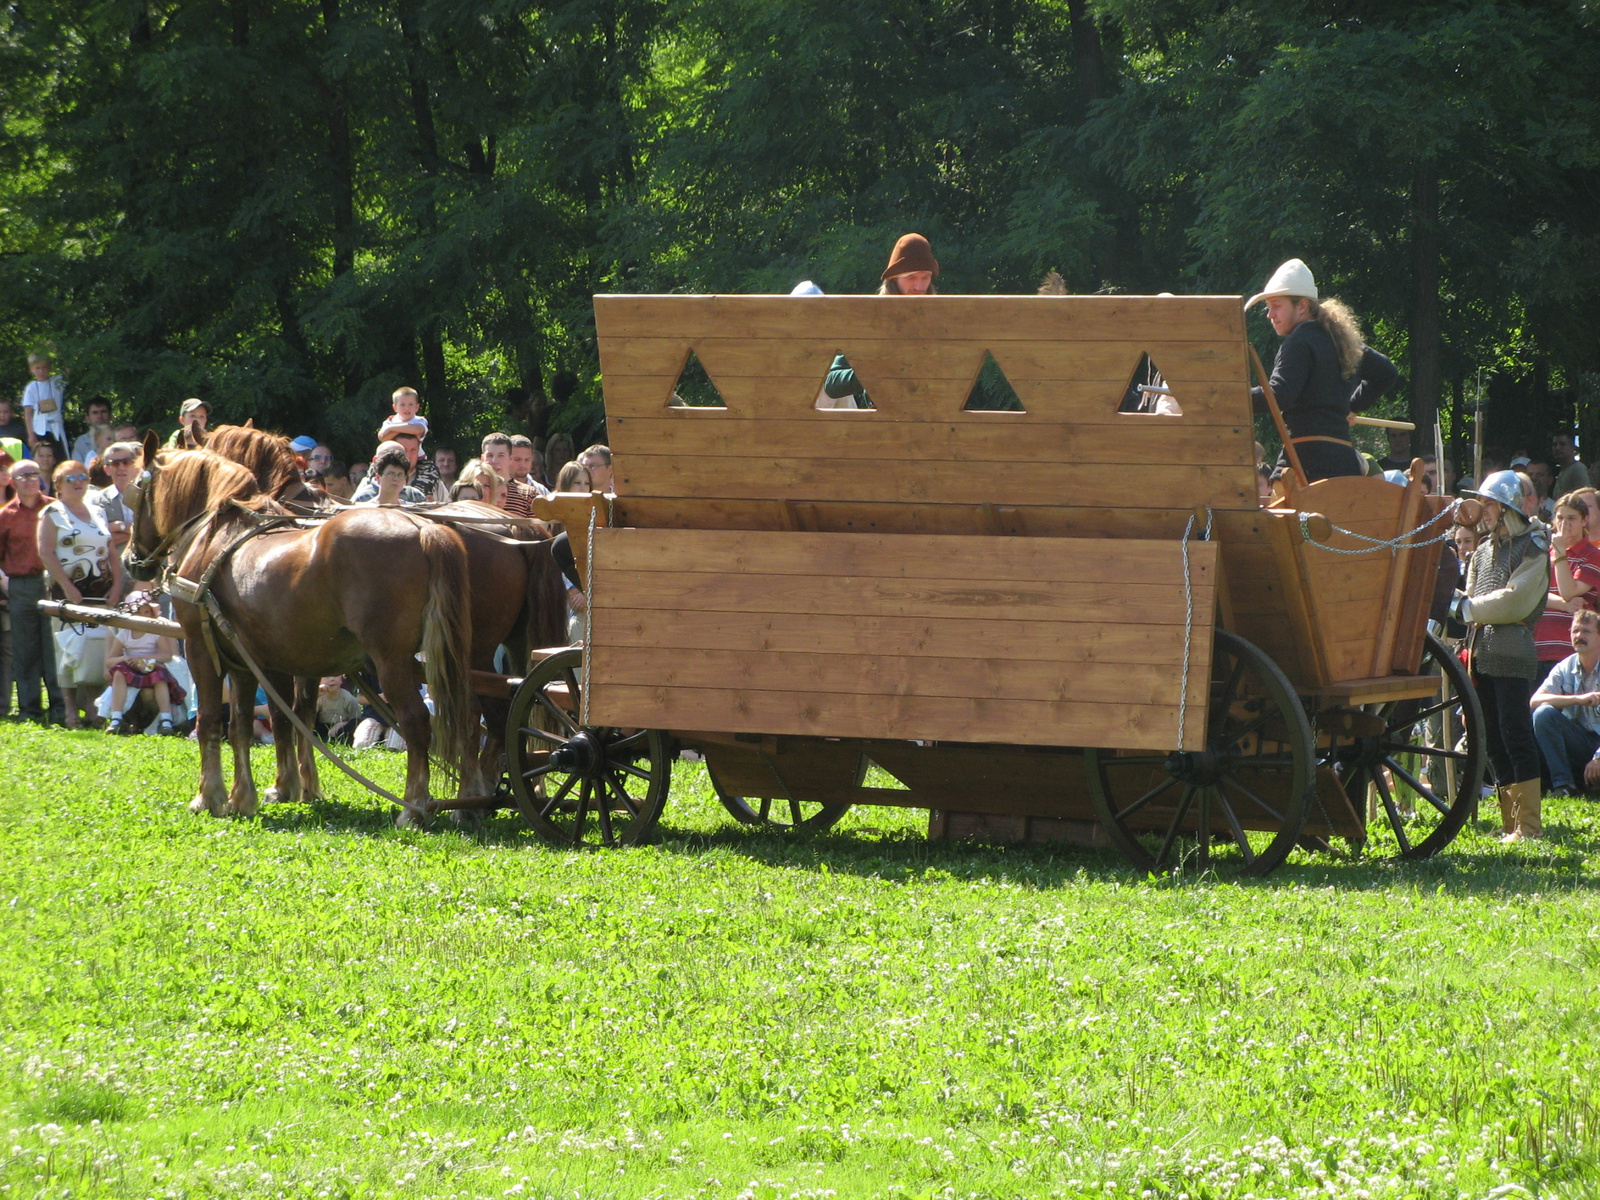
[2,725,1599,1200]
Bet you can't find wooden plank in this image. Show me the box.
[593,294,1247,343]
[593,683,1189,750]
[590,646,1186,706]
[1267,513,1327,688]
[1305,675,1440,703]
[602,375,1251,424]
[604,608,1197,664]
[597,527,1217,586]
[613,454,1254,510]
[601,336,1247,383]
[594,570,1203,625]
[609,496,1248,539]
[608,414,1254,464]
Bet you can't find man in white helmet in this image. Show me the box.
[1246,258,1398,481]
[1450,468,1550,841]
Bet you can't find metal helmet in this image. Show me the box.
[1466,469,1524,511]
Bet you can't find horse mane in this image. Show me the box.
[152,449,279,532]
[205,424,304,501]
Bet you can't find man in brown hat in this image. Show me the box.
[821,233,940,407]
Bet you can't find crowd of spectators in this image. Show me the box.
[0,367,604,738]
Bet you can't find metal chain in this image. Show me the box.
[1299,499,1461,556]
[1177,508,1215,747]
[580,500,597,729]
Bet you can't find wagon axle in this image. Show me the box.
[549,729,604,775]
[1165,748,1233,786]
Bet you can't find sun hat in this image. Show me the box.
[881,233,939,281]
[179,398,209,417]
[289,435,318,453]
[790,281,824,296]
[1245,258,1317,310]
[378,415,427,442]
[1509,454,1531,469]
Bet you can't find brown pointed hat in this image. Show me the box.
[881,233,939,281]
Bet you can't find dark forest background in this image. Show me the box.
[1,0,1597,464]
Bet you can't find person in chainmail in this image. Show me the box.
[1450,470,1550,841]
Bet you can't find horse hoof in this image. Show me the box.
[447,808,484,831]
[395,808,428,830]
[188,796,210,816]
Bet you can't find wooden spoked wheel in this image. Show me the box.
[1328,631,1485,859]
[505,648,671,847]
[1086,631,1315,876]
[707,762,852,834]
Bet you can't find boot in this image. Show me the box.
[1496,787,1517,839]
[1505,779,1544,842]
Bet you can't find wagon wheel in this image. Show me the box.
[1085,630,1314,877]
[707,762,852,834]
[505,647,671,847]
[1328,631,1485,860]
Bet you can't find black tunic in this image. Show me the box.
[1250,319,1354,440]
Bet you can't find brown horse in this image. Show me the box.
[195,426,569,807]
[123,435,475,821]
[202,424,315,509]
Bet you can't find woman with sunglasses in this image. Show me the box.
[37,458,123,727]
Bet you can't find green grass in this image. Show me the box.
[3,726,1599,1200]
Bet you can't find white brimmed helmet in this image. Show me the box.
[1464,469,1523,510]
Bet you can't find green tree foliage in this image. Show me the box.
[0,1,1596,460]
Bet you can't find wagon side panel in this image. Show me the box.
[585,527,1216,751]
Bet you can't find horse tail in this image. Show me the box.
[525,535,571,653]
[419,523,474,787]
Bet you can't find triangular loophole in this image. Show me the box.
[1118,352,1182,415]
[667,349,727,408]
[857,754,911,790]
[814,351,876,410]
[962,351,1025,411]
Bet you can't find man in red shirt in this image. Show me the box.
[0,460,61,723]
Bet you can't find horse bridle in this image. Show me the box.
[122,457,216,580]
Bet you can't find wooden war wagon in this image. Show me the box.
[508,293,1485,874]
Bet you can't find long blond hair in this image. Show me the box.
[1307,297,1363,379]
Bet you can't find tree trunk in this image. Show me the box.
[400,9,442,180]
[1065,0,1104,107]
[1409,162,1441,436]
[418,330,447,419]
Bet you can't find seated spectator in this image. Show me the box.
[480,434,538,516]
[0,398,25,445]
[355,442,424,506]
[509,434,549,494]
[322,458,353,501]
[433,446,459,490]
[89,441,141,553]
[71,397,113,466]
[543,433,574,484]
[577,444,614,492]
[30,437,62,496]
[314,675,362,743]
[351,417,446,503]
[252,685,273,745]
[104,592,184,735]
[555,461,592,493]
[1532,608,1600,797]
[164,398,209,449]
[452,458,505,507]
